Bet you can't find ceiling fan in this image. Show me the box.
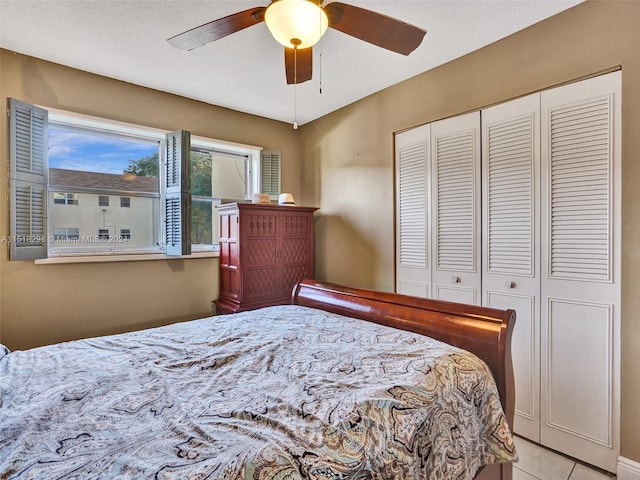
[168,0,427,85]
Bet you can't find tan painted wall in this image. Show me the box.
[0,49,301,350]
[299,0,640,464]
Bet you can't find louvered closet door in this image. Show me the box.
[540,71,621,472]
[431,112,481,304]
[395,124,431,298]
[482,94,541,442]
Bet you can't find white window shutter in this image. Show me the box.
[164,130,191,256]
[8,98,48,260]
[260,151,281,198]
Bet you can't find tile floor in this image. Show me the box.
[513,436,616,480]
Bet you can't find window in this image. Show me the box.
[47,121,160,255]
[190,147,250,249]
[7,98,266,261]
[53,228,80,242]
[53,192,79,205]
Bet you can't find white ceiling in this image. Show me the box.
[0,0,582,126]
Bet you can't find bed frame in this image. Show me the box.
[292,279,516,480]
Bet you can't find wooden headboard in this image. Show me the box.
[292,279,516,480]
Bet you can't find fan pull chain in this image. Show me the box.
[319,51,322,95]
[293,45,298,130]
[319,5,323,95]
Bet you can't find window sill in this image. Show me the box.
[34,251,219,265]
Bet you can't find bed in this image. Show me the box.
[0,279,517,480]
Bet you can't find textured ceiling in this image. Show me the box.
[0,0,582,126]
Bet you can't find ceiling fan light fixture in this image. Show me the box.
[265,0,328,49]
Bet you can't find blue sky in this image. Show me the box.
[48,126,159,174]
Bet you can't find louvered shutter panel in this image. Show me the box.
[486,114,535,275]
[398,141,428,268]
[9,98,48,260]
[434,130,476,271]
[164,130,191,256]
[261,151,281,197]
[548,97,612,281]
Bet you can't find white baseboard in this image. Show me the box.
[618,456,640,480]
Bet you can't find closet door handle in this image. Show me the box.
[505,280,516,289]
[451,275,461,284]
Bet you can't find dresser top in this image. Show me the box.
[217,202,318,213]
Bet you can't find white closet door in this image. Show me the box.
[431,112,481,304]
[482,94,541,442]
[395,124,431,298]
[540,71,621,472]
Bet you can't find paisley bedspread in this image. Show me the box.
[0,305,517,479]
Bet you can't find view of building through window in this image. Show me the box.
[47,124,249,255]
[48,125,160,253]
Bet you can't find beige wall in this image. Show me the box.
[299,0,640,464]
[0,48,301,350]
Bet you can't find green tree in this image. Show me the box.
[123,153,159,177]
[190,152,213,244]
[191,202,213,244]
[191,152,212,196]
[124,151,215,245]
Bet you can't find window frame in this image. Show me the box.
[189,142,256,252]
[8,100,264,261]
[53,192,79,205]
[46,120,163,256]
[53,227,80,242]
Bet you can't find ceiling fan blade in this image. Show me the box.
[285,47,313,85]
[324,2,426,56]
[168,7,267,51]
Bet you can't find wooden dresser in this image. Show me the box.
[216,202,318,314]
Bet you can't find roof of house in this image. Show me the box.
[49,168,159,194]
